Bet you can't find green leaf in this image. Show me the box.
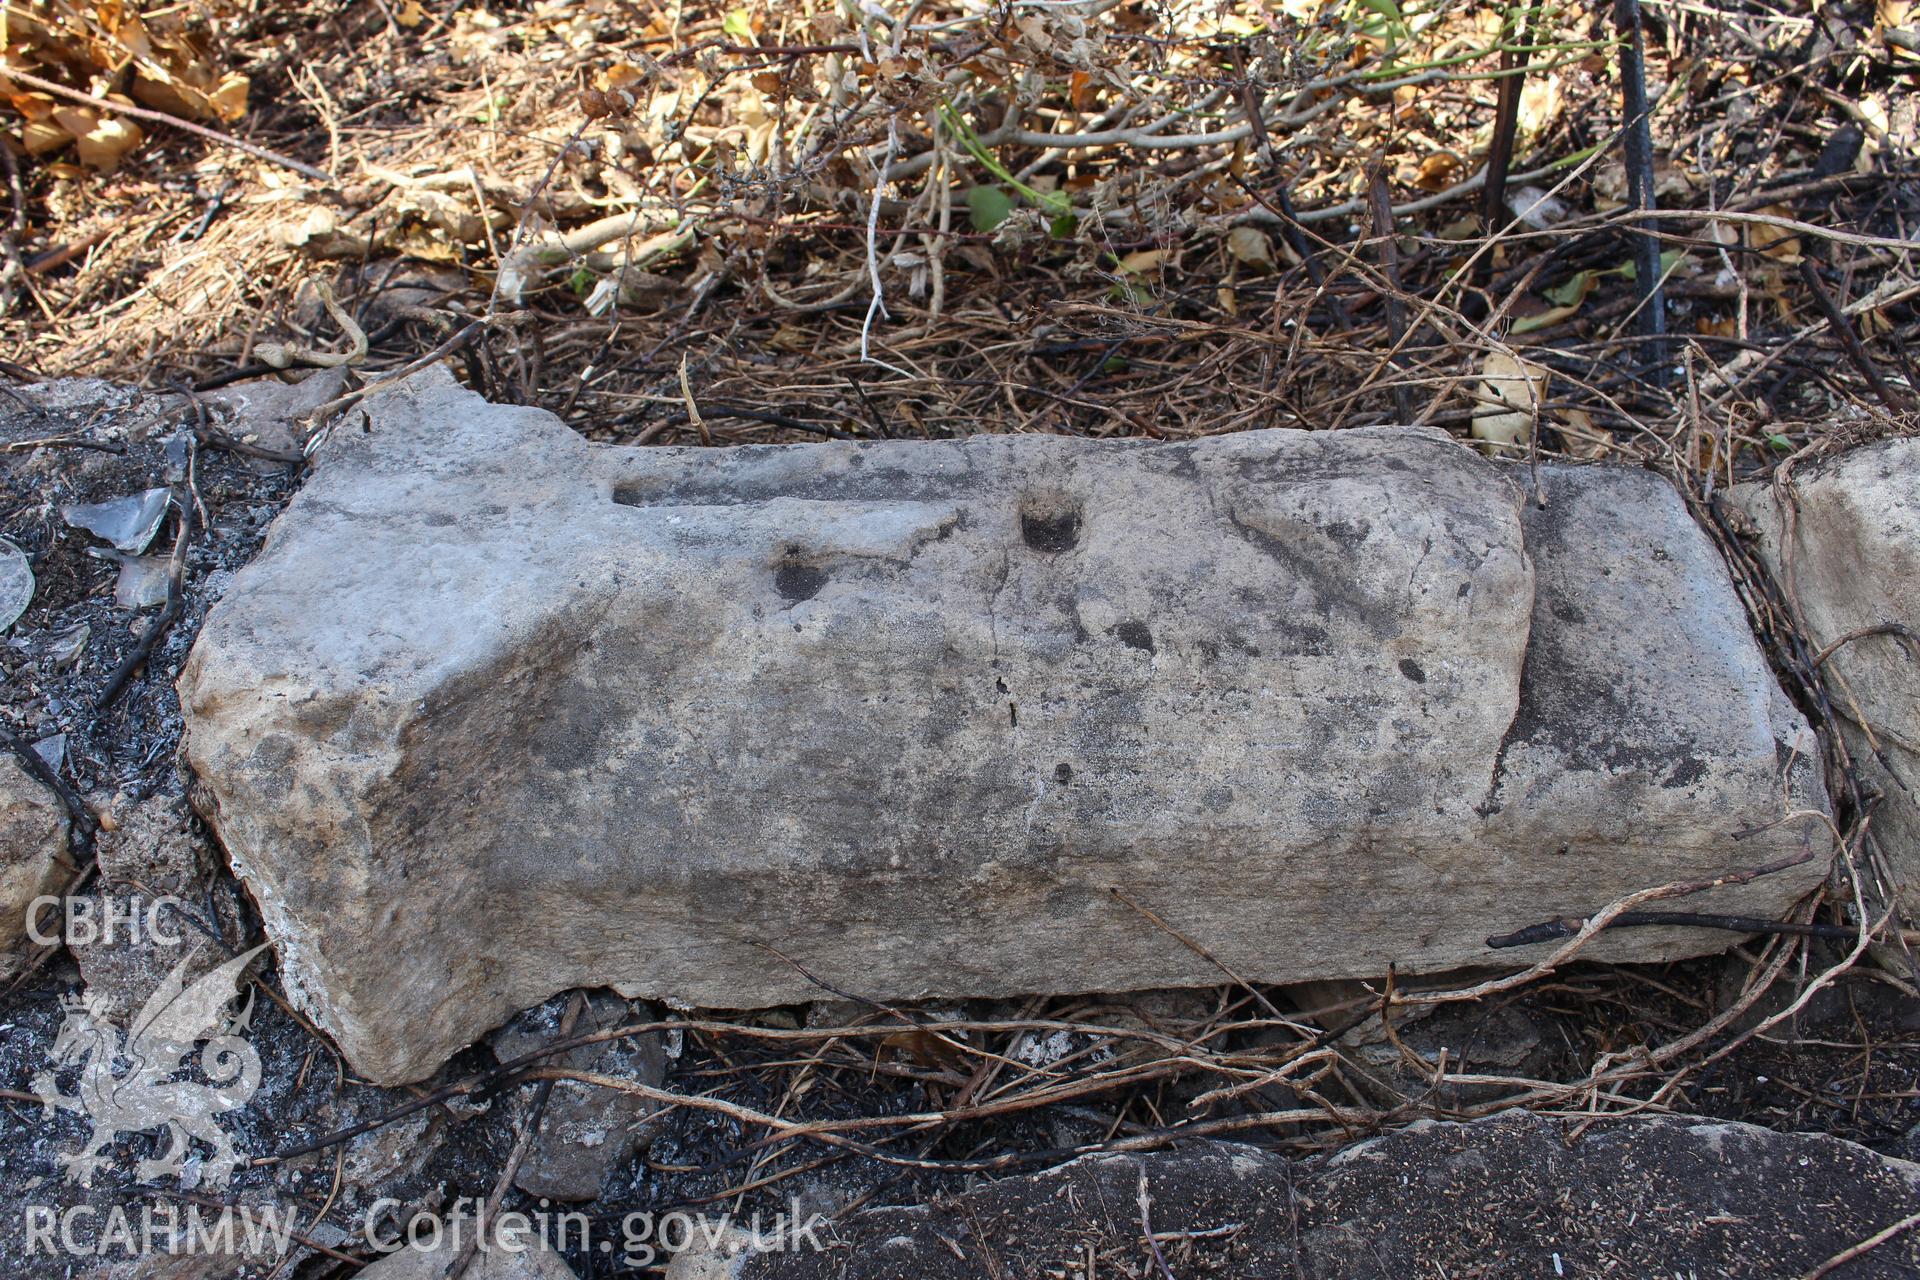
[1049,211,1078,239]
[944,99,1071,218]
[1768,433,1793,451]
[1355,0,1409,41]
[1543,270,1598,307]
[1622,249,1686,283]
[967,186,1016,232]
[723,8,753,39]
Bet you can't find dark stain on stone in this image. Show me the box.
[775,561,828,601]
[1160,445,1202,480]
[1664,756,1708,789]
[1480,473,1717,814]
[1114,620,1156,653]
[1262,620,1323,657]
[1059,595,1091,643]
[1398,658,1427,683]
[1324,519,1370,549]
[1225,509,1396,640]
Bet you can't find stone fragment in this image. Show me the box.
[488,991,666,1202]
[77,1253,249,1280]
[181,370,1827,1084]
[725,1113,1920,1274]
[202,368,347,470]
[0,753,74,973]
[69,896,223,1026]
[343,1108,437,1191]
[1737,439,1920,901]
[61,486,171,554]
[664,1226,764,1280]
[73,794,238,1025]
[724,1113,1920,1278]
[0,534,31,632]
[356,1232,578,1280]
[95,792,210,896]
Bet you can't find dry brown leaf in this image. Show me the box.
[1069,69,1096,112]
[54,103,142,172]
[0,0,252,170]
[1225,226,1276,272]
[207,72,249,122]
[21,116,67,153]
[1471,350,1548,449]
[880,1028,967,1072]
[1517,74,1563,138]
[1413,151,1461,192]
[1558,407,1609,459]
[1746,204,1802,263]
[8,89,57,122]
[601,63,650,91]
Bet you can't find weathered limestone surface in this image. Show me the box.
[0,754,72,973]
[180,369,1827,1084]
[1738,439,1920,901]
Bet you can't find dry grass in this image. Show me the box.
[0,0,1912,464]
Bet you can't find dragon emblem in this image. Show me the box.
[32,943,270,1188]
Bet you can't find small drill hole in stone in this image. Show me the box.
[1020,503,1082,553]
[775,561,828,602]
[1114,620,1155,653]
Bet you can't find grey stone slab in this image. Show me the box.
[1738,439,1920,902]
[179,370,1827,1084]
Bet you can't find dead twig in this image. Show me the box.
[1796,258,1915,414]
[1800,1207,1920,1280]
[1613,0,1668,383]
[1137,1167,1178,1280]
[1488,910,1860,949]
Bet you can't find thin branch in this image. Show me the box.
[0,67,333,183]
